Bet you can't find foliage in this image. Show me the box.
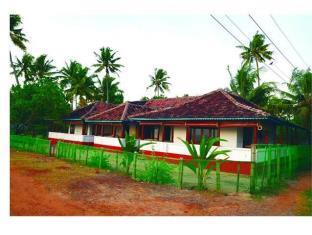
[147,68,171,97]
[60,60,97,109]
[237,32,273,86]
[280,68,312,130]
[140,96,150,101]
[13,53,57,83]
[93,47,123,103]
[118,133,154,174]
[179,137,230,190]
[95,75,124,104]
[10,14,28,85]
[228,64,276,108]
[10,78,71,136]
[10,14,28,51]
[87,151,111,169]
[137,157,175,184]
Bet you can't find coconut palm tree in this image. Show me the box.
[10,14,28,85]
[93,47,123,103]
[60,61,97,109]
[237,32,273,86]
[14,53,34,82]
[32,54,57,80]
[179,137,230,190]
[96,75,124,104]
[279,68,312,130]
[147,68,171,97]
[228,64,276,108]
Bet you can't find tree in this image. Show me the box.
[10,14,28,85]
[147,68,171,97]
[31,54,57,80]
[10,78,71,136]
[179,137,230,190]
[237,32,273,86]
[95,75,124,104]
[60,61,97,109]
[14,53,57,83]
[279,68,312,130]
[228,64,276,108]
[93,47,123,103]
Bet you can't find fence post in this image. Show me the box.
[99,150,104,169]
[85,146,89,166]
[276,146,281,184]
[132,153,137,180]
[178,158,184,189]
[116,153,119,170]
[236,162,241,193]
[250,144,256,194]
[216,161,221,192]
[155,156,159,184]
[267,146,272,186]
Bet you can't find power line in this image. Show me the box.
[211,14,288,83]
[225,14,250,42]
[210,14,245,46]
[249,14,296,69]
[225,15,289,82]
[270,15,310,68]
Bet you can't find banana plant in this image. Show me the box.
[118,133,154,174]
[179,137,230,190]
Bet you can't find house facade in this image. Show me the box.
[48,89,309,174]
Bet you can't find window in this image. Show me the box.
[163,126,173,142]
[69,124,75,134]
[102,125,113,136]
[189,127,218,144]
[142,126,160,140]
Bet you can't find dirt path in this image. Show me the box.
[10,150,312,216]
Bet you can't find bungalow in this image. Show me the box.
[48,89,309,174]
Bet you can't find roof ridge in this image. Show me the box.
[81,101,100,119]
[130,89,221,118]
[86,102,125,120]
[220,90,268,116]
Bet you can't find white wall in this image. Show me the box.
[173,126,186,143]
[220,128,238,148]
[74,125,83,135]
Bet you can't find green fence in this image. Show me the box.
[55,141,250,193]
[10,135,311,194]
[10,135,51,155]
[250,144,311,193]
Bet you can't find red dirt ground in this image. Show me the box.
[10,150,312,216]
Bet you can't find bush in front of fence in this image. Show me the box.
[136,157,175,185]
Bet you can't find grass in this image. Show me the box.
[296,189,312,216]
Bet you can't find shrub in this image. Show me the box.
[138,157,175,185]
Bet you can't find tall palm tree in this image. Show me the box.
[147,68,171,97]
[14,53,34,82]
[93,47,123,103]
[228,64,276,108]
[279,68,312,130]
[10,14,28,85]
[60,61,97,109]
[32,54,57,80]
[237,32,273,86]
[96,75,124,104]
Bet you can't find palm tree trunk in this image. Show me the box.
[10,51,20,86]
[256,59,260,87]
[106,69,109,104]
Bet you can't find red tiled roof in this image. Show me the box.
[144,96,198,109]
[129,89,269,119]
[86,102,154,121]
[65,102,116,120]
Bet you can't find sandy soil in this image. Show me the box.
[10,150,312,216]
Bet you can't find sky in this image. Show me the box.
[9,2,312,101]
